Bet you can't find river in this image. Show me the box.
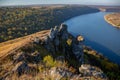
[65,12,120,64]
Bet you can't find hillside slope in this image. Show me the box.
[1,24,120,80]
[0,24,108,80]
[0,5,99,42]
[0,30,49,60]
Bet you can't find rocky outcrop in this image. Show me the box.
[43,66,107,80]
[13,52,25,64]
[0,23,108,80]
[12,61,30,76]
[49,67,73,79]
[13,51,41,64]
[72,43,84,63]
[42,23,84,64]
[79,64,107,79]
[2,62,38,80]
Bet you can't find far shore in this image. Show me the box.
[104,13,120,28]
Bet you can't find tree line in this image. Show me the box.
[0,6,99,42]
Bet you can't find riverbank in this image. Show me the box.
[83,46,120,80]
[104,13,120,28]
[66,12,120,65]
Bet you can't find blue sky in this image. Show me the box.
[0,0,120,6]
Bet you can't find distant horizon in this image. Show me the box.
[0,3,120,7]
[0,0,120,7]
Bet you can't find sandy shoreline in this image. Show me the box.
[104,13,120,28]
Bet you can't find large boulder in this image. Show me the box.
[13,51,41,64]
[43,24,69,53]
[53,36,60,52]
[72,44,84,63]
[43,36,55,53]
[79,64,107,79]
[12,62,30,76]
[13,52,25,64]
[59,23,68,33]
[49,67,73,79]
[54,26,59,36]
[49,28,55,40]
[59,23,69,40]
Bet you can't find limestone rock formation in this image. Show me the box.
[79,64,107,79]
[72,43,84,63]
[13,51,41,64]
[13,52,25,64]
[49,67,73,79]
[43,23,84,64]
[0,23,108,80]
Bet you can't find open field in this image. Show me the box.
[104,13,120,28]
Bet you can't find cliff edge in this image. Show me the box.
[0,24,107,80]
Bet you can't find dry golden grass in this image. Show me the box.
[0,30,50,60]
[104,13,120,28]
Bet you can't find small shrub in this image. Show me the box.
[43,55,56,67]
[66,39,72,46]
[38,65,44,73]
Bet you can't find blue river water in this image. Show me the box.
[65,12,120,64]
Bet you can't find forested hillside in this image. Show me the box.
[0,6,99,42]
